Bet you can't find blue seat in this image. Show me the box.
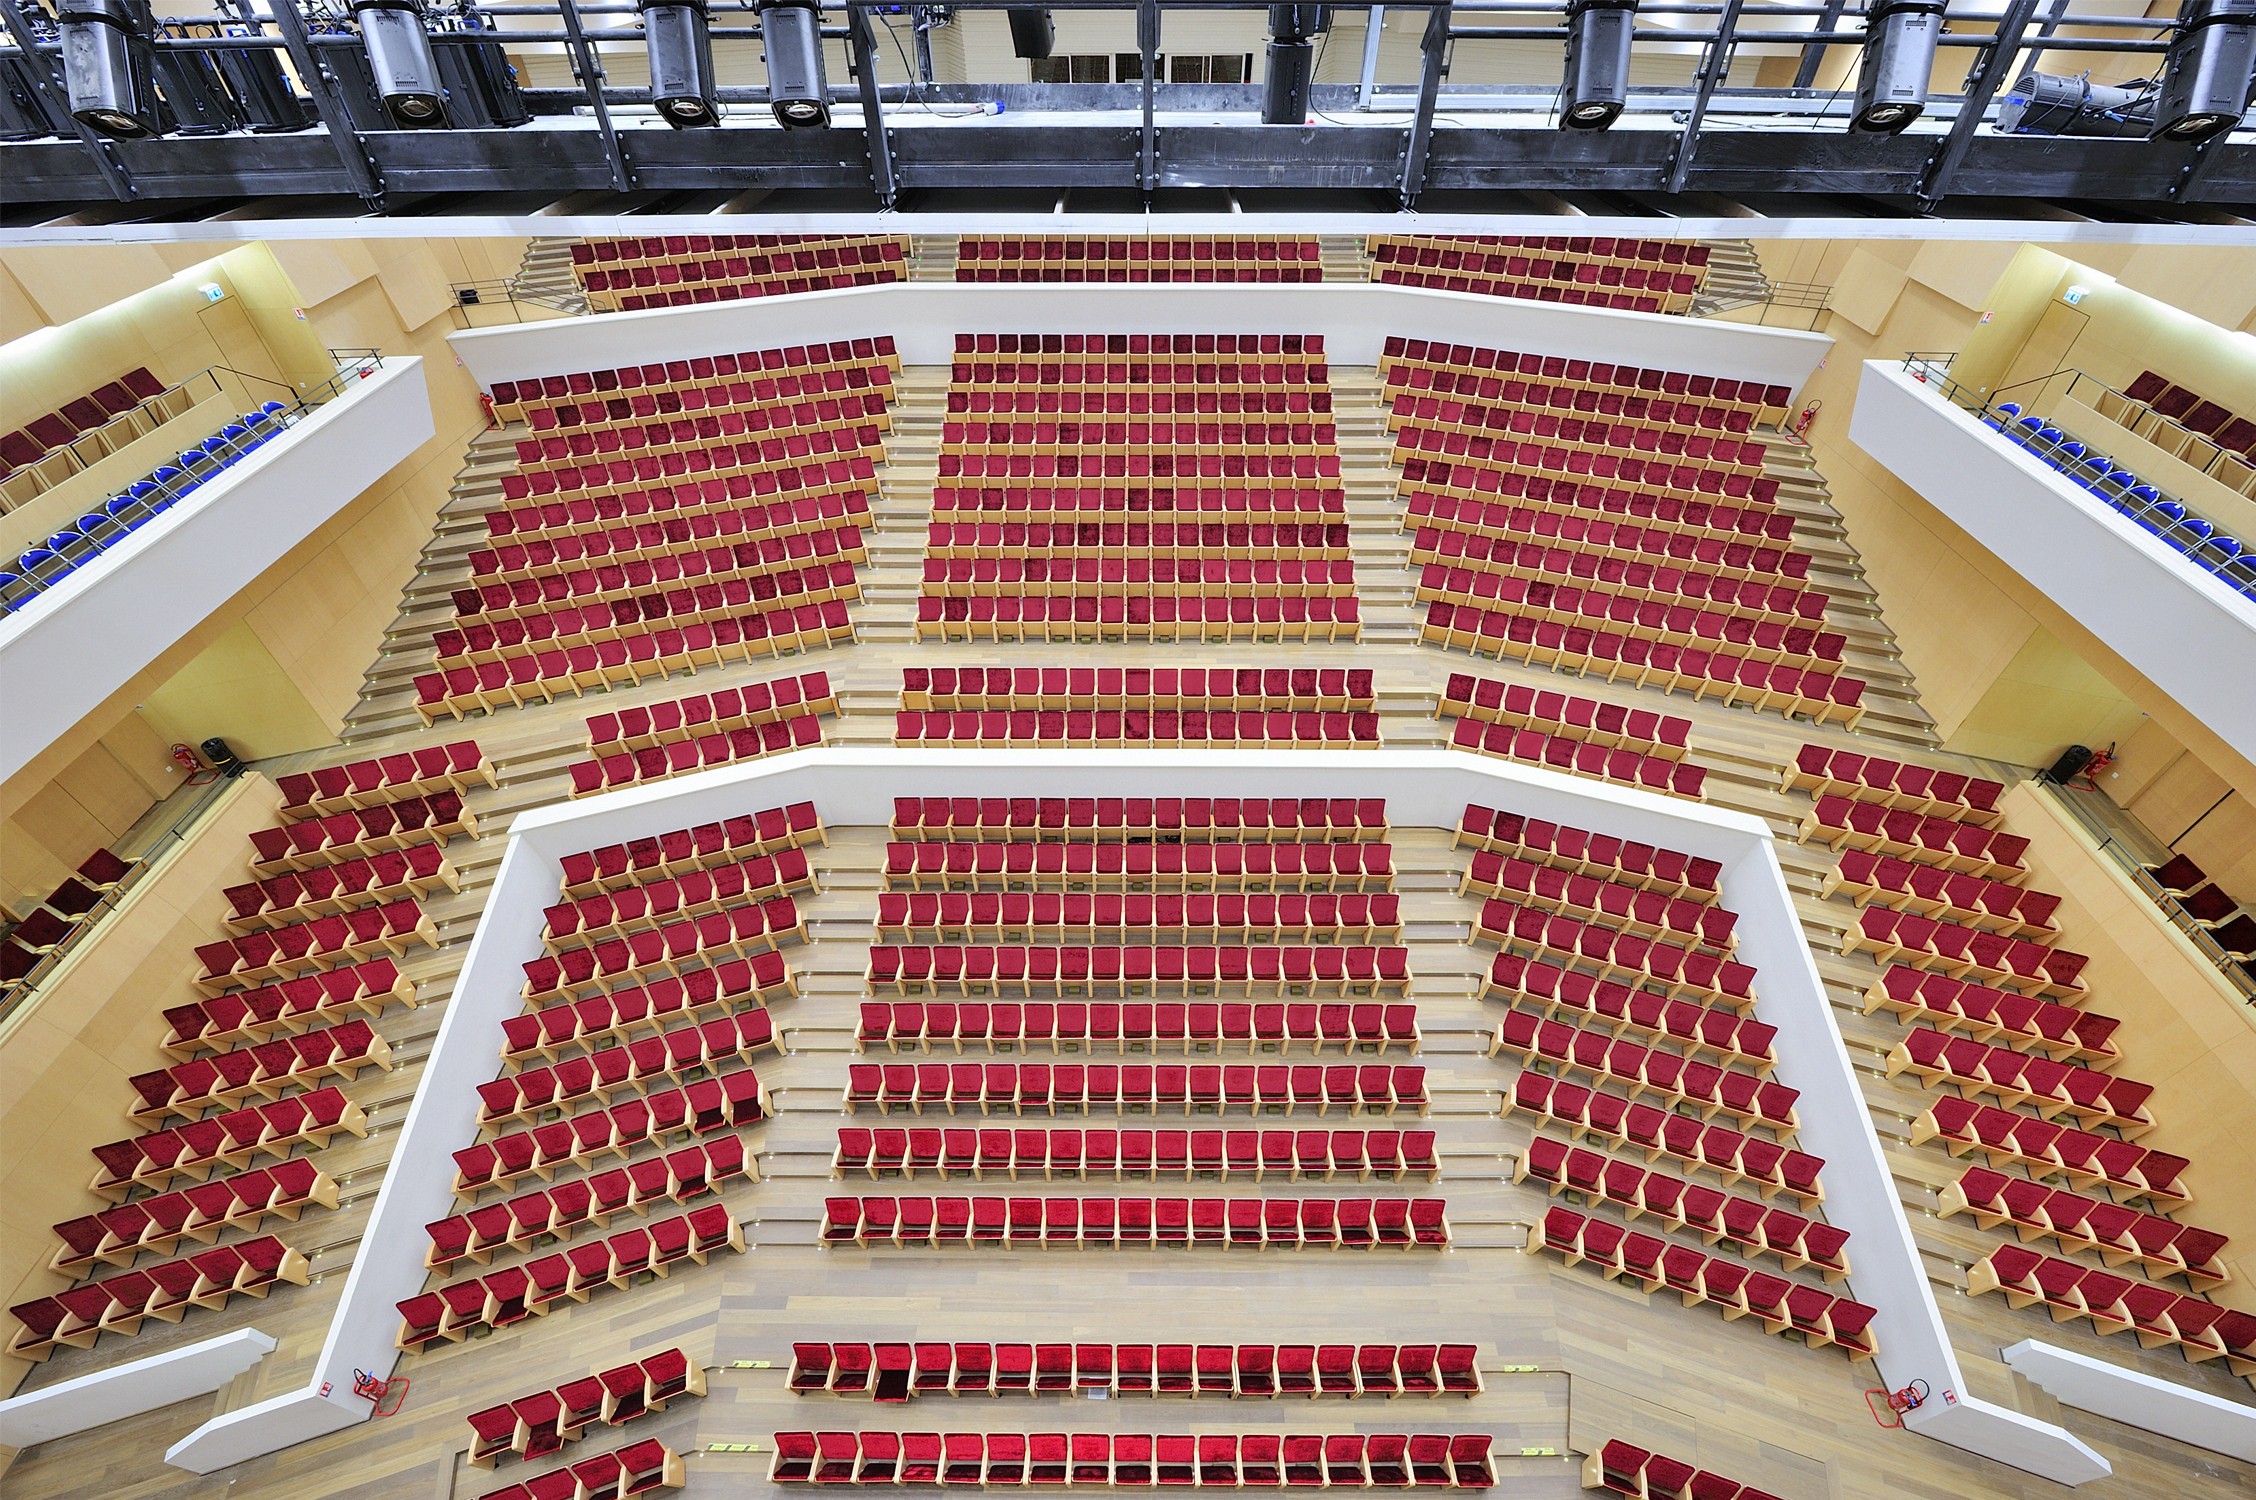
[259,400,285,416]
[45,529,102,567]
[18,546,68,586]
[2165,516,2215,552]
[2195,534,2244,570]
[75,511,126,549]
[0,572,30,613]
[2053,441,2086,466]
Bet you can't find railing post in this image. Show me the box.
[1399,0,1450,210]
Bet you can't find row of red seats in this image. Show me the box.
[249,791,474,874]
[946,418,1336,448]
[891,797,1385,842]
[1478,900,1752,1007]
[519,898,803,999]
[274,740,489,816]
[90,1086,364,1196]
[1532,1206,1874,1355]
[1385,365,1763,444]
[952,366,1328,395]
[929,528,1347,564]
[1466,855,1734,949]
[53,1158,333,1270]
[909,666,1370,711]
[574,232,903,263]
[772,1431,1491,1487]
[1452,720,1708,801]
[1941,1166,2227,1287]
[522,377,888,438]
[922,559,1356,591]
[543,850,810,946]
[1455,805,1720,897]
[476,1011,776,1125]
[1408,478,1788,552]
[858,1000,1418,1054]
[940,452,1343,481]
[430,1138,751,1268]
[1402,441,1775,508]
[581,258,897,300]
[1418,566,1835,668]
[586,672,833,752]
[194,900,433,993]
[1582,1437,1779,1500]
[1886,1026,2152,1132]
[957,333,1323,354]
[1382,339,1784,411]
[1517,1136,1845,1277]
[868,946,1412,1000]
[874,891,1399,941]
[471,1349,698,1468]
[1845,907,2087,998]
[501,955,791,1062]
[959,238,1320,271]
[1799,795,2026,876]
[884,840,1392,891]
[1862,966,2117,1062]
[464,510,869,601]
[565,714,825,798]
[1506,1072,1823,1201]
[845,1061,1427,1116]
[1383,232,1709,260]
[500,449,872,511]
[1411,501,1805,586]
[562,803,822,894]
[450,1070,768,1195]
[1492,1010,1795,1130]
[223,844,455,932]
[1376,266,1688,315]
[490,338,897,417]
[914,595,1362,642]
[127,1017,391,1122]
[0,848,131,986]
[1442,675,1692,755]
[161,956,414,1057]
[792,1340,1479,1399]
[1392,397,1763,472]
[1824,850,2057,939]
[512,413,876,482]
[452,535,864,623]
[1375,237,1705,277]
[835,1125,1438,1182]
[2,364,166,474]
[9,1236,307,1360]
[1784,742,2003,822]
[476,1438,683,1500]
[398,1207,742,1348]
[1486,955,1773,1073]
[932,488,1339,519]
[1969,1245,2253,1376]
[819,1196,1450,1251]
[896,710,1380,750]
[489,489,867,556]
[1911,1096,2187,1206]
[1424,603,1866,730]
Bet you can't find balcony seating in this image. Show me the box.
[1490,1010,1795,1131]
[476,1010,778,1126]
[1843,908,2087,1001]
[789,1341,1480,1400]
[1822,851,2056,940]
[1454,805,1719,897]
[565,673,834,797]
[1530,1206,1875,1356]
[51,1158,336,1271]
[449,1070,769,1197]
[543,848,812,949]
[431,1136,754,1268]
[571,232,907,310]
[476,1437,686,1499]
[223,843,458,933]
[842,1062,1427,1116]
[1504,1072,1823,1203]
[1464,854,1735,950]
[884,840,1394,893]
[956,237,1325,283]
[88,1087,367,1197]
[1483,955,1773,1072]
[468,1349,703,1467]
[771,1430,1493,1487]
[0,848,135,987]
[248,792,476,876]
[874,892,1402,945]
[891,797,1384,843]
[1781,743,2003,823]
[898,666,1381,747]
[858,999,1419,1054]
[1581,1438,1784,1500]
[489,339,898,426]
[1370,235,1710,314]
[562,802,824,896]
[1909,1096,2188,1207]
[817,1196,1451,1250]
[1442,703,1706,801]
[397,1207,743,1348]
[1,365,173,502]
[1476,903,1757,1012]
[1967,1245,2254,1377]
[1861,966,2118,1062]
[8,1235,308,1360]
[519,897,802,1003]
[502,953,791,1062]
[1516,1135,1845,1281]
[1382,336,1789,425]
[866,946,1411,1001]
[193,901,436,994]
[125,1017,393,1123]
[160,957,416,1058]
[1938,1166,2228,1288]
[1798,795,2026,878]
[832,1125,1440,1183]
[1883,1026,2153,1133]
[274,740,494,816]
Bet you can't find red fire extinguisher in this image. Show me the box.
[1886,1380,1929,1415]
[170,743,218,786]
[1792,398,1823,441]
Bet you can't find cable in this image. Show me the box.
[876,9,991,118]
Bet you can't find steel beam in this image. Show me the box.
[0,0,135,200]
[1788,0,1849,92]
[1400,0,1450,207]
[849,5,897,208]
[1138,0,1160,197]
[1916,0,2041,210]
[1662,0,1742,194]
[265,0,385,204]
[557,0,633,193]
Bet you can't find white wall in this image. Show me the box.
[2003,1340,2256,1464]
[0,359,435,787]
[160,746,2101,1486]
[1849,361,2256,761]
[446,283,1831,395]
[0,1330,274,1450]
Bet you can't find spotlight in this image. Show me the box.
[1996,70,2156,137]
[352,0,447,129]
[758,0,828,128]
[1007,8,1055,61]
[641,0,718,126]
[1560,0,1635,130]
[1262,5,1328,125]
[55,0,165,139]
[1852,0,1946,134]
[2151,0,2255,145]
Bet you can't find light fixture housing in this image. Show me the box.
[641,0,719,127]
[1852,0,1947,134]
[352,0,447,128]
[1262,4,1328,125]
[758,0,829,128]
[1560,0,1636,131]
[1995,70,2156,136]
[2151,0,2256,144]
[1007,8,1055,62]
[56,0,165,140]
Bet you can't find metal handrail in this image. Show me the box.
[1694,276,1831,330]
[448,278,592,326]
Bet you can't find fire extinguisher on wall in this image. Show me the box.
[1792,398,1823,441]
[170,744,219,787]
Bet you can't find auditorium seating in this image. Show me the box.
[891,797,1385,842]
[1938,1166,2228,1288]
[832,1125,1439,1182]
[449,1070,769,1196]
[51,1158,336,1271]
[1861,967,2118,1062]
[898,667,1380,747]
[1782,744,2002,822]
[1843,909,2088,1001]
[503,953,793,1063]
[87,1089,367,1199]
[542,847,812,948]
[1369,236,1709,315]
[818,1195,1450,1249]
[857,1000,1419,1053]
[570,233,906,310]
[957,237,1325,283]
[477,1438,687,1499]
[1477,902,1758,1010]
[562,802,824,896]
[843,1062,1427,1115]
[1967,1245,2254,1376]
[2097,369,2256,497]
[867,947,1411,1000]
[875,893,1401,944]
[788,1341,1482,1398]
[430,1136,754,1269]
[1485,955,1772,1072]
[916,334,1359,644]
[161,957,417,1057]
[8,1235,309,1360]
[1439,675,1707,799]
[223,844,458,932]
[565,672,835,797]
[1823,851,2056,940]
[487,340,898,426]
[467,1348,703,1466]
[1798,795,2026,878]
[884,841,1396,893]
[1910,1096,2188,1206]
[1,847,134,988]
[194,901,437,993]
[1884,1026,2152,1132]
[248,792,477,875]
[397,1206,743,1348]
[476,1011,777,1124]
[126,1016,393,1122]
[1455,805,1720,897]
[1581,1438,1785,1500]
[2141,853,2255,969]
[274,742,495,816]
[1504,1073,1824,1203]
[1530,1206,1875,1356]
[1491,1011,1793,1130]
[770,1430,1494,1486]
[0,364,189,508]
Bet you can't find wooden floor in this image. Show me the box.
[5,353,2249,1500]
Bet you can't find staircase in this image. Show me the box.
[507,237,594,315]
[1689,240,1771,316]
[908,235,960,282]
[1320,234,1372,282]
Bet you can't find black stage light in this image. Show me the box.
[758,0,829,127]
[213,26,312,132]
[1852,0,1947,134]
[1007,8,1055,61]
[152,32,243,135]
[2151,0,2255,144]
[1263,4,1327,125]
[1996,69,2156,136]
[642,0,719,126]
[1560,0,1636,130]
[1,41,76,140]
[352,0,447,128]
[56,0,165,139]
